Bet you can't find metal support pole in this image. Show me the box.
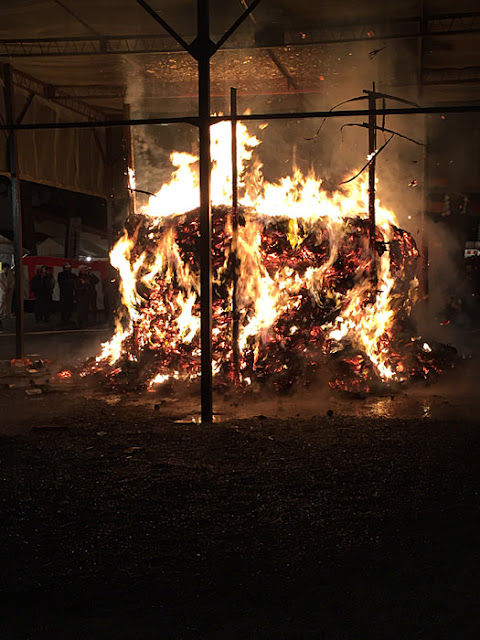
[368,84,377,292]
[3,64,25,358]
[135,0,266,420]
[136,0,192,52]
[106,196,114,251]
[230,87,240,384]
[198,0,213,422]
[417,14,429,301]
[421,125,429,299]
[5,104,480,133]
[215,0,264,51]
[105,119,129,243]
[123,103,136,216]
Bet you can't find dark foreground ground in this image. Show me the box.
[0,330,479,638]
[1,397,480,638]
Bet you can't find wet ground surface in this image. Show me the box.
[0,320,111,365]
[0,329,479,638]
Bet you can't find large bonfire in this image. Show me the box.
[86,121,455,393]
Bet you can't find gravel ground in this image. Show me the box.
[0,376,479,639]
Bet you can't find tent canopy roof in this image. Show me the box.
[0,1,479,116]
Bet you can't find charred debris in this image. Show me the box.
[83,204,458,395]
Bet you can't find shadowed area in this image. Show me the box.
[0,385,479,638]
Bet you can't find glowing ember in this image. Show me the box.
[86,121,456,392]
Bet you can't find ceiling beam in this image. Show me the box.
[5,66,106,120]
[3,103,480,133]
[284,12,480,47]
[0,12,480,57]
[423,66,480,85]
[51,0,104,39]
[52,84,126,99]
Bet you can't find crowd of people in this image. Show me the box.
[0,261,120,331]
[30,263,120,328]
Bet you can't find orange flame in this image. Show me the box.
[93,121,414,387]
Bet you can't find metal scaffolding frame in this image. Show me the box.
[0,6,478,113]
[2,103,480,133]
[423,67,480,86]
[37,84,126,102]
[0,11,479,57]
[4,1,480,420]
[3,64,25,358]
[7,66,106,121]
[284,11,480,46]
[0,9,478,114]
[131,0,264,423]
[0,61,109,361]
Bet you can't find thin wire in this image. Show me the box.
[340,123,425,146]
[338,134,394,185]
[303,95,367,141]
[128,187,157,197]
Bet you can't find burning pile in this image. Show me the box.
[87,122,456,393]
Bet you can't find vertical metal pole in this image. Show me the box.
[198,0,213,422]
[105,120,117,253]
[368,83,377,292]
[421,124,429,299]
[106,117,129,236]
[230,87,240,384]
[106,196,114,251]
[417,6,429,301]
[3,64,24,358]
[123,103,136,216]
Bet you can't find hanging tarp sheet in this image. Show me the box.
[0,85,108,197]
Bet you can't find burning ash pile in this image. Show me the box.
[86,122,457,394]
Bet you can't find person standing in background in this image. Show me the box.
[43,266,55,323]
[86,267,99,325]
[58,263,77,324]
[30,266,44,323]
[0,263,14,330]
[75,266,91,329]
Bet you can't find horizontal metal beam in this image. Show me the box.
[0,103,480,132]
[286,11,480,46]
[423,66,480,85]
[226,104,480,122]
[128,78,327,99]
[1,11,480,57]
[8,66,106,120]
[53,84,126,99]
[0,115,197,131]
[0,34,182,57]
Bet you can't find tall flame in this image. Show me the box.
[94,120,414,389]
